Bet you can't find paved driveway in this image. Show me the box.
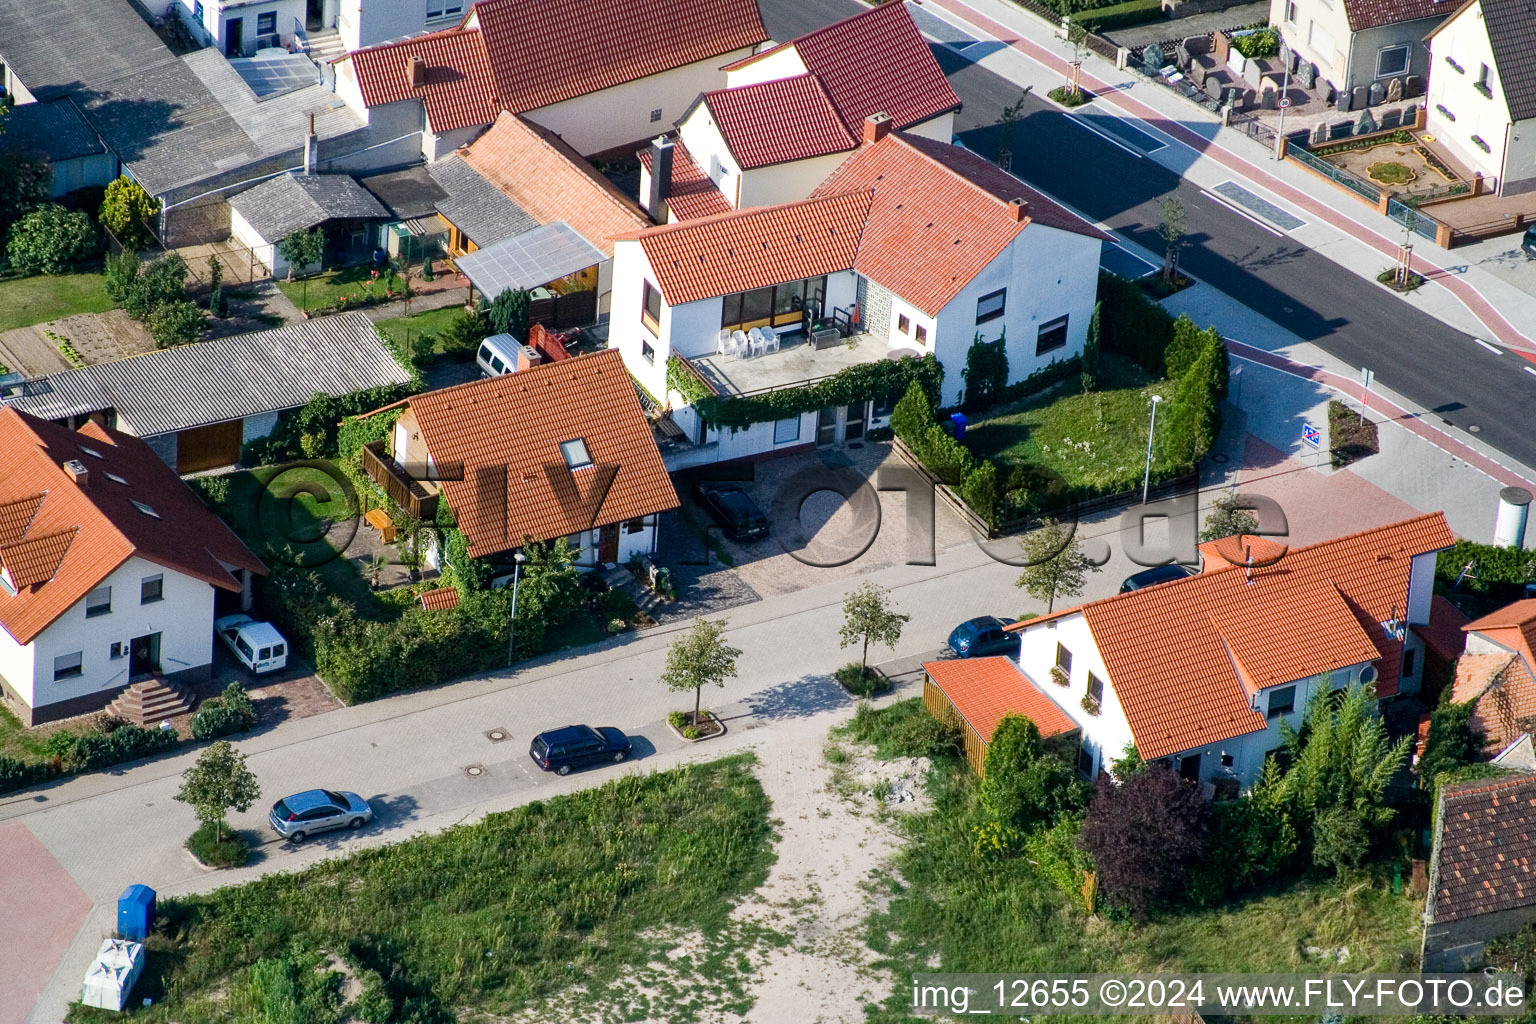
[0,824,90,1024]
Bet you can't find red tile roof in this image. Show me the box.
[724,2,960,138]
[630,191,871,306]
[470,0,767,115]
[924,657,1078,744]
[814,132,1110,315]
[400,350,678,558]
[638,140,732,221]
[1007,513,1456,761]
[0,409,265,647]
[1413,593,1470,661]
[419,587,461,611]
[704,74,858,169]
[460,113,648,258]
[346,29,498,133]
[1431,773,1536,924]
[1453,599,1536,755]
[1342,0,1450,31]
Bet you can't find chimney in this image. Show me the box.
[64,459,88,487]
[517,344,543,372]
[303,113,318,175]
[646,136,674,221]
[1009,197,1030,222]
[862,112,893,145]
[407,54,427,88]
[1244,541,1254,585]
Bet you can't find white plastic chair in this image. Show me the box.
[761,324,780,352]
[716,329,732,356]
[748,327,767,357]
[731,330,749,359]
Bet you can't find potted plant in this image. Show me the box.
[1080,693,1101,716]
[1050,665,1069,687]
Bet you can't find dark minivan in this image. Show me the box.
[694,481,770,541]
[530,724,633,776]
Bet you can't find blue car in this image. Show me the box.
[269,789,373,843]
[947,616,1020,659]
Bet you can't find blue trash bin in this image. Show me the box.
[949,412,968,440]
[117,884,155,941]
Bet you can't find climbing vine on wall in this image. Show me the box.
[685,354,944,430]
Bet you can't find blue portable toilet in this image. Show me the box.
[117,885,155,941]
[949,412,968,440]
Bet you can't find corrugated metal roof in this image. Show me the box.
[456,221,607,297]
[228,173,390,241]
[3,312,411,437]
[0,98,105,163]
[429,154,538,248]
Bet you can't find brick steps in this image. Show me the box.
[107,676,195,726]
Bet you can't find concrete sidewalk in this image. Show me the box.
[914,0,1536,356]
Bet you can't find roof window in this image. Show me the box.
[106,473,128,485]
[131,501,160,519]
[560,438,592,470]
[79,446,103,459]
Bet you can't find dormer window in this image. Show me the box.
[79,446,103,459]
[106,473,128,485]
[560,439,592,471]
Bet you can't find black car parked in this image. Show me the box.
[693,481,770,541]
[1119,563,1199,593]
[947,616,1021,658]
[1523,225,1536,259]
[530,724,633,776]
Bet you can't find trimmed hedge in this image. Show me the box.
[186,820,251,868]
[1437,540,1536,597]
[1071,0,1163,30]
[190,682,257,741]
[694,354,943,430]
[59,722,179,773]
[0,754,49,795]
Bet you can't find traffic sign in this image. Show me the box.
[1279,98,1291,108]
[1302,424,1321,448]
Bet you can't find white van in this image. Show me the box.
[215,614,289,674]
[476,333,522,378]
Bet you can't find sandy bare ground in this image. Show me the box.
[0,309,154,377]
[491,717,929,1024]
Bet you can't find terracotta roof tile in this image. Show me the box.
[704,74,856,169]
[460,113,648,258]
[0,409,265,647]
[419,587,461,611]
[1343,0,1451,31]
[632,191,871,306]
[1413,593,1470,661]
[1431,773,1536,923]
[471,0,767,115]
[724,2,960,135]
[1455,599,1536,755]
[923,657,1078,743]
[402,349,678,558]
[1008,513,1456,760]
[347,29,498,133]
[638,140,732,220]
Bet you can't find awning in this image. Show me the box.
[456,221,605,297]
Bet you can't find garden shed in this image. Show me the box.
[228,172,389,279]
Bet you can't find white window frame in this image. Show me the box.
[54,651,84,680]
[975,288,1006,325]
[1375,43,1410,80]
[773,417,800,444]
[85,585,111,618]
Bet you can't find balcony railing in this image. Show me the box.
[362,440,439,522]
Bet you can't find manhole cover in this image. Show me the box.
[1470,425,1482,433]
[1210,453,1228,464]
[463,764,486,778]
[484,727,511,743]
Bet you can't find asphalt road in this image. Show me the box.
[764,0,1536,473]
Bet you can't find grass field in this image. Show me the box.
[838,701,1424,1023]
[68,755,775,1024]
[0,273,113,332]
[277,266,405,313]
[374,305,463,356]
[0,704,53,762]
[962,355,1184,495]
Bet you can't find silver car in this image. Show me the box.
[268,789,373,843]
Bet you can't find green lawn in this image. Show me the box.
[374,304,464,355]
[0,704,54,761]
[276,265,405,313]
[69,755,774,1024]
[838,701,1425,1024]
[963,355,1183,496]
[0,273,113,332]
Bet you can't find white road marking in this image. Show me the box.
[1475,338,1502,355]
[1200,189,1283,238]
[1067,113,1144,158]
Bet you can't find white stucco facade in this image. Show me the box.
[0,555,219,718]
[338,0,464,54]
[1426,1,1536,196]
[173,0,306,56]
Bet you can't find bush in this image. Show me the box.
[980,714,1088,833]
[1328,399,1379,467]
[122,252,189,320]
[186,819,251,867]
[58,721,179,774]
[0,754,48,796]
[839,698,960,759]
[1418,696,1482,789]
[1070,0,1163,29]
[1047,85,1092,107]
[890,378,935,445]
[104,250,140,303]
[148,298,205,347]
[834,661,887,697]
[961,334,1008,412]
[915,422,973,485]
[960,460,1001,527]
[191,682,258,740]
[1231,27,1280,59]
[99,175,160,251]
[596,587,638,624]
[668,710,688,730]
[439,308,489,358]
[1096,271,1175,373]
[7,204,97,274]
[1022,816,1093,907]
[1436,539,1536,596]
[1081,766,1210,917]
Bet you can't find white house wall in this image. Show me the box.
[0,624,36,713]
[1427,5,1514,189]
[21,555,216,713]
[724,46,808,88]
[737,152,850,208]
[901,111,957,144]
[610,240,670,398]
[338,0,462,53]
[424,122,486,163]
[1504,118,1536,196]
[229,207,280,277]
[616,520,658,563]
[677,107,745,206]
[927,222,1100,408]
[886,294,936,353]
[521,48,756,157]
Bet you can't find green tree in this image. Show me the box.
[122,252,188,320]
[207,255,228,318]
[487,287,531,338]
[961,333,1009,412]
[661,616,742,727]
[1158,196,1186,286]
[1200,488,1260,542]
[1417,696,1483,790]
[1080,302,1101,393]
[6,204,97,274]
[980,713,1087,832]
[0,153,51,264]
[509,538,583,657]
[439,308,489,358]
[99,175,160,251]
[277,227,325,284]
[1015,516,1098,613]
[1275,680,1411,873]
[890,378,934,446]
[148,298,205,347]
[1108,742,1145,783]
[838,581,910,673]
[104,250,140,304]
[174,740,260,842]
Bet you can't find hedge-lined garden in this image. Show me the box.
[0,715,181,796]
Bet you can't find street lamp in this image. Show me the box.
[1142,394,1164,505]
[1274,37,1291,161]
[506,550,527,668]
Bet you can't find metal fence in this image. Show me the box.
[1288,144,1381,203]
[1386,197,1438,241]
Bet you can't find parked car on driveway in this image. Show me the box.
[693,481,769,541]
[947,616,1020,658]
[269,789,373,842]
[530,725,633,776]
[1522,224,1536,259]
[1118,564,1198,593]
[215,614,288,674]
